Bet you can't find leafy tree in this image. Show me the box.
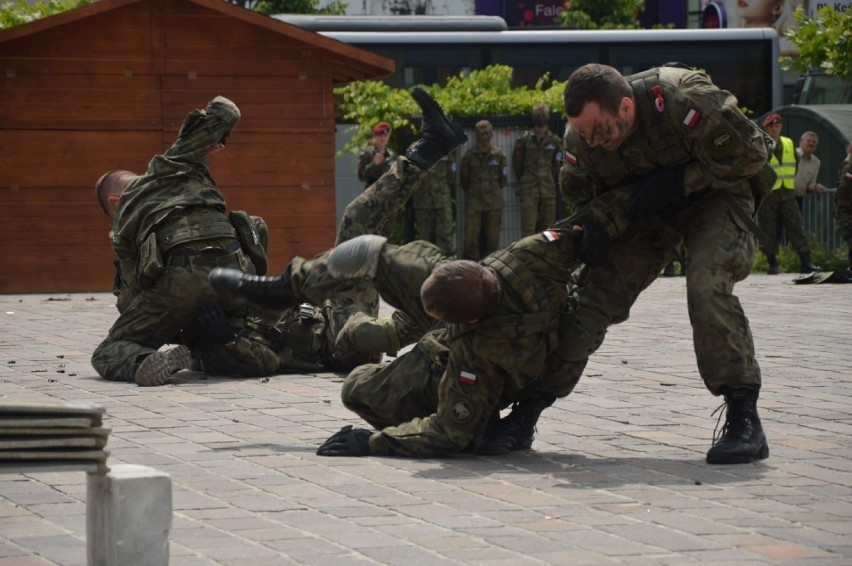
[251,0,347,15]
[334,64,566,154]
[781,5,852,82]
[558,0,644,30]
[0,0,91,29]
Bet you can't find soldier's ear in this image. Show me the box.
[619,97,634,120]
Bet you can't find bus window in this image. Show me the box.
[490,44,600,86]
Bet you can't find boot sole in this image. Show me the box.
[410,87,468,147]
[135,345,191,386]
[706,441,769,464]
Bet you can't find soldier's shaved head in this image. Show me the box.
[563,63,632,118]
[95,169,137,218]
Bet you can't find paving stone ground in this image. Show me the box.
[0,274,850,565]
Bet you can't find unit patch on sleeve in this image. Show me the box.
[459,370,477,385]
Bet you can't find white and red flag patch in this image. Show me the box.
[845,171,852,181]
[564,149,577,166]
[682,108,701,128]
[543,230,560,242]
[459,370,477,386]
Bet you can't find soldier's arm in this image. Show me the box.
[498,150,509,188]
[670,73,768,196]
[459,154,471,191]
[356,150,374,182]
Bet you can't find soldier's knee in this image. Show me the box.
[327,234,389,279]
[336,314,400,356]
[555,311,609,361]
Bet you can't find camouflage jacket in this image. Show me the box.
[459,146,508,211]
[110,96,240,290]
[357,145,397,189]
[560,67,769,214]
[512,128,562,198]
[369,229,582,457]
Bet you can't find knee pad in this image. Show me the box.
[327,234,388,279]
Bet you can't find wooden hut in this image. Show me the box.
[0,0,393,293]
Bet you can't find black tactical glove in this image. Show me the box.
[624,164,686,220]
[316,425,373,457]
[193,303,235,346]
[572,222,611,266]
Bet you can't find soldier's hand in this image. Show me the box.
[193,303,235,346]
[572,222,611,266]
[316,425,373,457]
[625,164,686,220]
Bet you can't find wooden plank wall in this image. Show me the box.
[0,0,339,293]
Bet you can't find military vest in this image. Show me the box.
[155,207,237,253]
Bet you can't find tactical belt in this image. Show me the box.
[166,240,241,267]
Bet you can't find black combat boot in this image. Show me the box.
[475,390,556,455]
[799,252,820,273]
[208,265,297,310]
[766,254,779,275]
[404,87,468,171]
[706,388,769,464]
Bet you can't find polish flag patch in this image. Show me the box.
[682,108,701,128]
[846,171,852,180]
[564,150,578,166]
[543,230,560,242]
[459,370,477,386]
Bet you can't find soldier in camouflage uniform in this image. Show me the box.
[313,212,624,458]
[512,103,563,236]
[412,152,457,254]
[460,120,508,260]
[356,121,398,240]
[211,87,469,369]
[91,96,280,386]
[836,142,852,271]
[509,63,772,465]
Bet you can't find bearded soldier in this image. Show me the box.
[489,63,775,465]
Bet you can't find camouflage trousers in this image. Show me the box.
[413,205,455,254]
[462,208,502,260]
[311,157,427,369]
[756,188,810,254]
[540,189,761,397]
[91,252,280,382]
[519,195,556,237]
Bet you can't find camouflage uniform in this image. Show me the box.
[756,135,811,255]
[512,128,562,236]
[836,153,852,267]
[342,229,589,457]
[275,157,429,370]
[91,97,280,382]
[412,154,456,253]
[554,66,769,397]
[357,144,398,239]
[460,145,508,259]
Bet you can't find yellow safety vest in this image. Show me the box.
[770,136,796,190]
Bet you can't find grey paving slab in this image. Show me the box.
[0,274,851,564]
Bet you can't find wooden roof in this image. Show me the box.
[0,0,394,83]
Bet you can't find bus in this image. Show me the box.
[277,16,783,116]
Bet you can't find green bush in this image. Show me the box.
[753,241,849,273]
[0,0,91,29]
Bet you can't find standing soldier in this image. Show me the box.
[836,141,852,271]
[513,103,563,236]
[460,120,508,260]
[757,113,820,274]
[412,151,457,254]
[488,63,775,465]
[357,121,396,190]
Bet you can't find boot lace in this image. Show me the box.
[711,400,747,445]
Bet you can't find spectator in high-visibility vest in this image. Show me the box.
[756,113,820,274]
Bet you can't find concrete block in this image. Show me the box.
[87,464,172,566]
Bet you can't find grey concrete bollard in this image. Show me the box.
[86,464,172,566]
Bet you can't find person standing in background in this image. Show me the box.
[460,120,508,260]
[513,103,563,236]
[793,131,827,211]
